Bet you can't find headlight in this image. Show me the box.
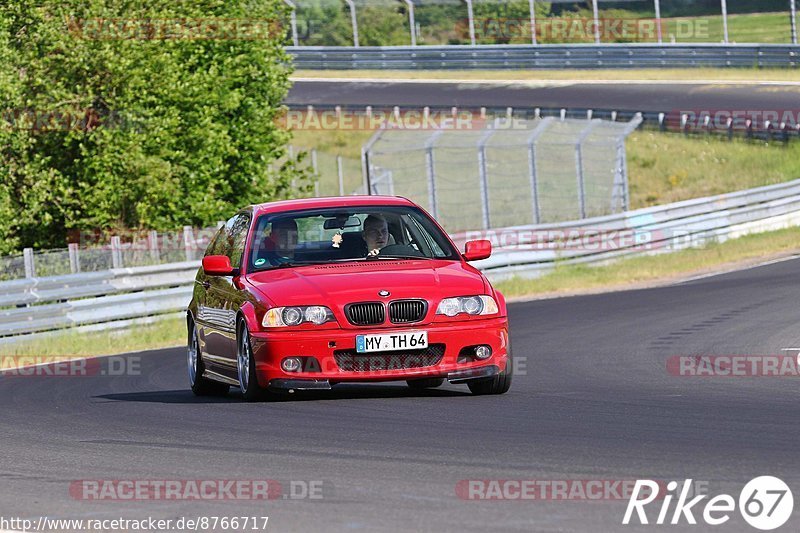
[263,306,335,327]
[436,295,498,317]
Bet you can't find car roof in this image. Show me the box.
[251,196,416,217]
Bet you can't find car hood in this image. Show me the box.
[246,259,486,308]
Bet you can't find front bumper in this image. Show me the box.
[249,317,509,388]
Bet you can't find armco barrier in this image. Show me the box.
[3,178,800,341]
[289,44,800,70]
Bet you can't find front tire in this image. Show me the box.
[467,342,513,395]
[188,322,229,396]
[237,321,270,402]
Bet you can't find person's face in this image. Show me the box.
[272,226,298,257]
[364,220,389,250]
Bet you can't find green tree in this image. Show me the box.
[0,0,311,254]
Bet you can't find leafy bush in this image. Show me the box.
[0,0,311,254]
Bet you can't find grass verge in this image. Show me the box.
[496,225,800,300]
[0,315,185,364]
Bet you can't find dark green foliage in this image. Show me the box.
[0,0,311,253]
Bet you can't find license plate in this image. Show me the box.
[356,331,428,353]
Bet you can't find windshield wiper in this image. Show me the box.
[271,260,325,269]
[365,254,432,261]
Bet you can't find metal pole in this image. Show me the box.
[526,117,554,225]
[720,0,729,43]
[791,0,798,45]
[424,131,443,219]
[465,0,476,46]
[360,147,369,194]
[284,0,299,47]
[149,229,160,263]
[404,0,416,47]
[591,0,600,44]
[477,129,494,229]
[23,248,35,278]
[311,148,318,174]
[654,0,662,44]
[345,0,359,47]
[337,156,345,195]
[574,120,602,220]
[111,235,123,268]
[528,0,537,45]
[182,227,194,262]
[68,243,80,273]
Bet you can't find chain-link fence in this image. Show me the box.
[362,115,641,233]
[285,0,799,47]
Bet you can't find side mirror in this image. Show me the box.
[463,240,492,261]
[202,255,235,276]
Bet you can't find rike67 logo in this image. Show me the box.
[623,477,793,530]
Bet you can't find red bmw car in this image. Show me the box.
[186,196,512,401]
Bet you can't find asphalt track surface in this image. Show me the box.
[3,257,800,532]
[286,79,800,113]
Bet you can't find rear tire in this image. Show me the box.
[188,322,229,397]
[237,321,271,402]
[467,341,513,396]
[406,377,444,390]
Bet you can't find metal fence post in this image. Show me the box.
[361,147,370,194]
[183,226,195,262]
[528,0,537,45]
[654,0,663,43]
[149,230,160,263]
[311,148,318,174]
[361,127,385,195]
[477,129,495,229]
[68,243,80,273]
[337,155,345,195]
[526,117,555,225]
[110,236,123,269]
[425,131,443,219]
[284,0,299,47]
[791,0,798,45]
[404,0,417,46]
[591,0,601,44]
[465,0,476,46]
[345,0,359,47]
[23,248,36,278]
[575,120,602,219]
[720,0,729,43]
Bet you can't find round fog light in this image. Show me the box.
[474,345,492,360]
[281,357,302,372]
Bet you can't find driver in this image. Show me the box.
[362,214,389,255]
[259,218,298,265]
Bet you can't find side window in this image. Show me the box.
[204,226,226,257]
[227,213,251,269]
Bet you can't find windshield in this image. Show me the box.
[248,205,459,271]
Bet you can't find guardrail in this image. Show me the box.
[454,179,800,280]
[289,44,800,70]
[3,178,800,342]
[0,262,198,341]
